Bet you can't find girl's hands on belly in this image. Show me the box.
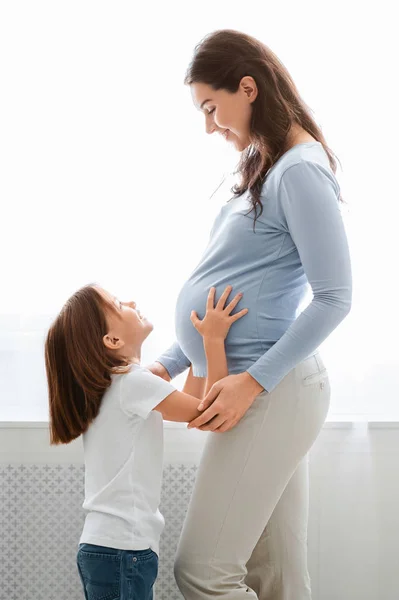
[190,285,247,341]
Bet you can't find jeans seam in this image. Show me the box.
[76,560,89,600]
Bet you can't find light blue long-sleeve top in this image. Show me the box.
[157,142,352,392]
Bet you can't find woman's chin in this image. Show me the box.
[232,136,248,152]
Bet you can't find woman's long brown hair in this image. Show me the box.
[185,29,339,227]
[44,284,131,445]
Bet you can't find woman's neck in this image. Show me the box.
[286,124,316,150]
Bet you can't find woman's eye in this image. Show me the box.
[208,108,216,115]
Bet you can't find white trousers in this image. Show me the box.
[174,352,330,599]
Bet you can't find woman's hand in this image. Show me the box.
[190,286,248,341]
[145,361,171,382]
[187,371,265,432]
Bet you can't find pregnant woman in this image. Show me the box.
[148,29,352,599]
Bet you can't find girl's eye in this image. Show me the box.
[208,108,216,115]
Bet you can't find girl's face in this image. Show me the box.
[99,287,153,358]
[191,77,258,152]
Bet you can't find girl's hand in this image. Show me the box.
[190,286,248,341]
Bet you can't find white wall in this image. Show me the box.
[1,0,399,423]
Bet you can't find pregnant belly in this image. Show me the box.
[174,275,261,368]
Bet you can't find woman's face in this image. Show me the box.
[191,77,257,152]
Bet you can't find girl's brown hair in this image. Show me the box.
[44,284,131,445]
[185,29,339,226]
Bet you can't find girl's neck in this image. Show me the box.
[123,346,141,366]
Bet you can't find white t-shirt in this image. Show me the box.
[79,364,176,555]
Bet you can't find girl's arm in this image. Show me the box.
[154,286,248,422]
[191,286,248,396]
[182,365,206,399]
[202,338,228,397]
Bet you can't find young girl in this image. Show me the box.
[44,283,247,600]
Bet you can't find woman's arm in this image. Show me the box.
[247,161,352,392]
[148,341,191,381]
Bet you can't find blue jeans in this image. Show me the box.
[77,543,158,600]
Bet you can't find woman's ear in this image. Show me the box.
[240,76,258,103]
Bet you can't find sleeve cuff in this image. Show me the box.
[246,364,275,394]
[156,341,191,380]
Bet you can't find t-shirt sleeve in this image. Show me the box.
[119,368,177,419]
[247,160,352,392]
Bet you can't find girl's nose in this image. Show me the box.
[205,115,216,135]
